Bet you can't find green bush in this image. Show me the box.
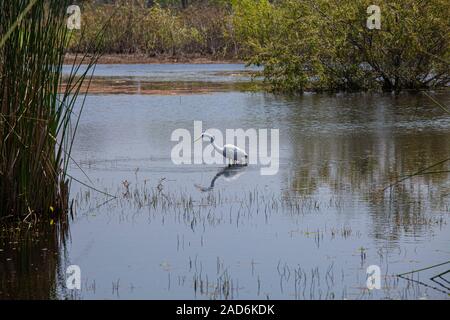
[233,0,449,92]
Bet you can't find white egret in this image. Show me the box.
[195,132,248,166]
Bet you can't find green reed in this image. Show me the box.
[0,0,99,223]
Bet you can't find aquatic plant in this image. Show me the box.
[0,0,99,222]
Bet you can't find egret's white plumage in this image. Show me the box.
[196,132,248,165]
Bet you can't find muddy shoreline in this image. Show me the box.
[64,53,243,65]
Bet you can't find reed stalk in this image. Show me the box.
[0,0,99,223]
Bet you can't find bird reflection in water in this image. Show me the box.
[195,165,247,192]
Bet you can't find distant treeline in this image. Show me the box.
[68,0,239,58]
[69,0,449,92]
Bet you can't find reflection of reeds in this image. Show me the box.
[66,177,448,299]
[0,1,98,222]
[382,94,450,192]
[0,221,66,299]
[397,261,450,295]
[74,179,348,224]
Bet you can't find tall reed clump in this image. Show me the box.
[0,0,97,223]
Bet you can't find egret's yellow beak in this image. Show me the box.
[193,136,202,142]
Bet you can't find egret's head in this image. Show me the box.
[201,132,214,143]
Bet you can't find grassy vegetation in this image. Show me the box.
[0,0,98,222]
[68,0,239,58]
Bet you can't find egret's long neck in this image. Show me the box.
[211,140,223,153]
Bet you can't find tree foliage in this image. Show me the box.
[233,0,449,92]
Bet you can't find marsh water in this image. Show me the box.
[1,64,449,299]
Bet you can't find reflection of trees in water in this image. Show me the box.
[366,135,449,241]
[0,222,68,299]
[281,93,450,240]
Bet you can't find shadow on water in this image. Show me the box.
[195,165,247,192]
[0,220,69,300]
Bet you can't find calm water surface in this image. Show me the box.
[63,63,260,82]
[1,64,449,299]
